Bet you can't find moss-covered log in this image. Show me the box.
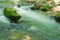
[4,8,21,23]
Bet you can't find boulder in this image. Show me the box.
[31,6,40,10]
[4,8,21,23]
[40,4,52,11]
[17,4,21,7]
[54,12,60,23]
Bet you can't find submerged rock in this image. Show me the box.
[54,12,60,23]
[4,8,21,23]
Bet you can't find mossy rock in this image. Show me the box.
[31,3,52,11]
[55,12,60,17]
[4,8,21,23]
[26,0,35,3]
[54,12,60,23]
[17,4,21,7]
[31,5,40,10]
[40,4,52,11]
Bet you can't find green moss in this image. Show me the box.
[17,4,21,7]
[31,3,52,11]
[54,12,60,23]
[31,6,40,10]
[40,4,52,11]
[55,12,60,17]
[4,8,21,23]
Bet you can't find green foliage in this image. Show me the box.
[4,8,21,23]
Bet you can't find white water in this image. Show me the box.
[0,5,60,40]
[0,9,10,24]
[0,6,60,32]
[16,6,59,29]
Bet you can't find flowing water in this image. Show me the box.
[0,1,60,40]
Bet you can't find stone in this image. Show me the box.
[4,8,21,23]
[54,12,60,23]
[40,4,52,11]
[31,6,40,10]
